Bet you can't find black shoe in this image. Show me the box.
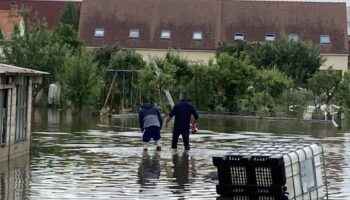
[143,148,148,151]
[156,146,161,151]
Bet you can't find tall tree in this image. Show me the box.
[336,71,350,110]
[246,37,324,86]
[216,53,257,111]
[52,23,83,51]
[57,50,104,110]
[308,68,342,106]
[58,2,80,31]
[1,17,67,90]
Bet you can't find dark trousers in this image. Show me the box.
[172,129,190,150]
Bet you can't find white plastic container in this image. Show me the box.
[214,142,326,200]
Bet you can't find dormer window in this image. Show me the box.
[129,29,140,39]
[288,34,298,42]
[192,31,203,41]
[94,28,104,37]
[234,33,244,41]
[265,34,275,41]
[160,30,171,39]
[320,35,330,44]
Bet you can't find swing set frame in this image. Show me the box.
[103,69,140,114]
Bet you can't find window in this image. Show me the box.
[265,34,275,41]
[320,35,330,44]
[288,34,298,42]
[192,31,203,40]
[129,29,140,38]
[234,33,244,41]
[15,76,28,142]
[94,28,105,37]
[160,30,171,39]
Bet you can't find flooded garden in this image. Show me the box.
[1,108,350,199]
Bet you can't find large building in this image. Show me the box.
[79,0,348,71]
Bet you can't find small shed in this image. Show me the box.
[0,63,47,162]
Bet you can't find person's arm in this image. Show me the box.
[191,106,199,124]
[165,106,176,127]
[157,109,163,129]
[138,111,144,132]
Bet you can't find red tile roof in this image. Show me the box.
[79,0,348,54]
[79,0,221,50]
[221,1,348,54]
[0,0,81,28]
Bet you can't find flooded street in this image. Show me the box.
[1,108,350,199]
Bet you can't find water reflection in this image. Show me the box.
[138,151,161,189]
[170,152,195,190]
[7,108,350,199]
[0,155,29,200]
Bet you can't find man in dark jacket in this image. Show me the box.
[139,99,163,151]
[165,92,199,151]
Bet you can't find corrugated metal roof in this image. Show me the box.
[0,63,48,75]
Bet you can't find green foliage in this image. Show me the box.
[106,48,145,109]
[246,37,324,86]
[216,53,257,111]
[186,63,219,110]
[308,68,342,105]
[255,68,293,98]
[283,89,314,113]
[109,48,145,70]
[155,51,192,96]
[58,2,80,31]
[216,41,252,58]
[336,71,350,109]
[94,45,120,69]
[236,68,293,113]
[1,18,67,89]
[52,23,83,51]
[138,63,175,105]
[57,50,104,110]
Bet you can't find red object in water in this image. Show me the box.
[190,123,198,134]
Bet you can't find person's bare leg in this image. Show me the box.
[155,140,161,151]
[143,142,148,151]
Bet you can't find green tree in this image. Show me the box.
[109,48,145,70]
[1,17,67,90]
[57,50,104,110]
[52,23,83,51]
[216,41,252,58]
[336,71,350,110]
[58,2,80,31]
[308,68,342,106]
[238,68,292,113]
[187,63,220,110]
[216,53,257,111]
[107,48,145,109]
[247,37,324,86]
[94,45,120,70]
[256,67,293,99]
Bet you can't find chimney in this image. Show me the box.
[10,3,18,17]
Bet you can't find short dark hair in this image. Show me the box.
[143,98,150,104]
[180,91,188,100]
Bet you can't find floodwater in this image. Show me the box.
[1,108,350,199]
